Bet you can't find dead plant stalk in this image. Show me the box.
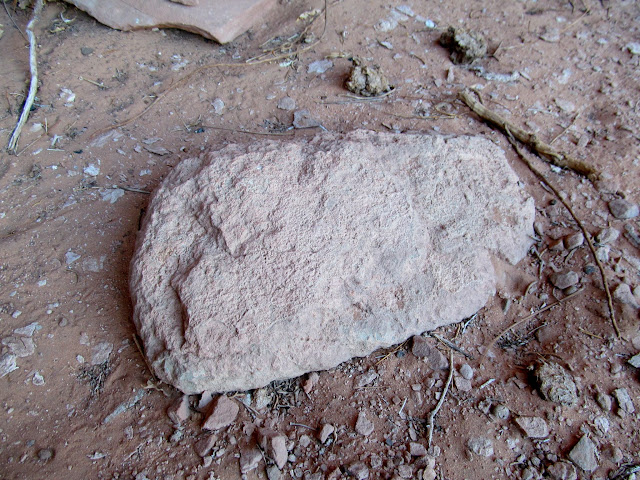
[7,0,44,153]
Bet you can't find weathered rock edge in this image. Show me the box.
[130,131,535,394]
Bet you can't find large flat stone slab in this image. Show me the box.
[65,0,276,44]
[130,131,535,394]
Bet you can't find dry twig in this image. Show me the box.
[457,89,599,180]
[458,89,619,338]
[426,349,453,448]
[7,0,44,153]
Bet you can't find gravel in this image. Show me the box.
[608,198,639,219]
[568,436,599,472]
[467,437,493,457]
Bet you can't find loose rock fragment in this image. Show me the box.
[595,391,613,411]
[411,336,448,369]
[258,429,288,469]
[194,434,217,457]
[613,388,635,416]
[167,395,190,425]
[202,396,239,430]
[568,436,599,472]
[467,437,493,457]
[628,353,640,368]
[355,411,375,436]
[303,372,320,394]
[37,448,54,461]
[239,446,262,473]
[595,228,619,245]
[356,370,378,387]
[613,283,639,308]
[608,198,639,219]
[549,271,579,290]
[293,110,322,130]
[277,96,296,111]
[319,423,334,443]
[547,461,577,480]
[439,26,487,64]
[515,416,549,438]
[345,59,393,97]
[409,442,428,457]
[459,363,474,380]
[492,404,510,420]
[346,462,369,480]
[564,232,584,250]
[130,131,535,393]
[535,362,577,406]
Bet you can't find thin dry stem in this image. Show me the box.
[7,0,44,152]
[427,349,454,448]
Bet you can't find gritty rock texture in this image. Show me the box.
[515,416,549,438]
[568,436,599,472]
[535,362,578,406]
[202,395,239,430]
[130,131,535,393]
[64,0,276,43]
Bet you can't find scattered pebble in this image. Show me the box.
[397,464,413,478]
[211,98,225,115]
[277,96,296,111]
[547,461,577,480]
[595,227,619,245]
[91,342,113,365]
[80,46,94,56]
[595,391,613,412]
[467,437,493,457]
[492,404,510,420]
[266,465,281,480]
[549,271,579,290]
[535,362,577,406]
[626,42,640,55]
[459,363,474,380]
[308,59,333,74]
[101,188,125,204]
[608,198,639,219]
[293,109,323,129]
[515,416,549,438]
[253,388,273,410]
[194,434,217,457]
[303,372,320,394]
[454,375,472,392]
[169,428,184,443]
[2,336,35,357]
[83,164,100,176]
[356,369,378,387]
[568,436,599,472]
[346,461,369,480]
[167,395,190,425]
[239,446,262,473]
[37,448,54,461]
[409,442,428,457]
[32,371,45,385]
[355,411,375,436]
[319,423,334,443]
[628,353,640,368]
[612,388,635,417]
[14,322,39,337]
[258,428,288,469]
[613,283,639,308]
[202,395,239,430]
[563,232,584,250]
[411,336,448,369]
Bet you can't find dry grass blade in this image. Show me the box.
[426,349,453,448]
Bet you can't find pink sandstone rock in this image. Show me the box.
[130,130,535,394]
[64,0,276,44]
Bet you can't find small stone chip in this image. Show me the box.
[202,395,239,431]
[355,411,375,436]
[515,416,549,438]
[535,361,577,406]
[549,271,579,290]
[613,388,635,416]
[608,198,639,219]
[568,436,598,472]
[467,437,493,457]
[319,423,334,443]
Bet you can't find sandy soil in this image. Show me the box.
[1,1,639,479]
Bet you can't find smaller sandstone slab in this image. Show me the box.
[130,131,534,393]
[202,395,238,430]
[65,0,276,44]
